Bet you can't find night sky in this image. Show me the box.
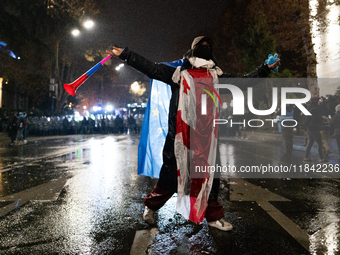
[94,0,229,62]
[74,0,232,107]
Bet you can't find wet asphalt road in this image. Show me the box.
[0,133,339,254]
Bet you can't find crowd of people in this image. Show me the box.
[4,112,28,145]
[2,95,340,159]
[0,112,144,144]
[216,94,340,161]
[277,95,340,161]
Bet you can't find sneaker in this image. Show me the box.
[208,218,233,231]
[143,206,155,225]
[320,158,330,164]
[303,158,312,163]
[324,150,331,156]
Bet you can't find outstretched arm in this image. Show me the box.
[106,47,177,87]
[244,58,280,78]
[219,58,281,91]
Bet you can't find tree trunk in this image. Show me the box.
[300,26,319,96]
[299,0,319,96]
[55,61,75,114]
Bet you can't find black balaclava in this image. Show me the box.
[193,43,214,61]
[182,36,217,68]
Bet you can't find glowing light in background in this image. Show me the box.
[92,105,102,112]
[105,105,114,112]
[74,111,81,121]
[83,20,94,29]
[130,81,146,96]
[115,63,124,71]
[71,29,80,37]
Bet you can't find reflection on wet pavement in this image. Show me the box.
[0,135,145,254]
[310,221,340,255]
[0,134,340,254]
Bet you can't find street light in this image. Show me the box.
[71,29,80,37]
[52,19,94,115]
[115,63,124,71]
[72,19,94,36]
[83,20,94,29]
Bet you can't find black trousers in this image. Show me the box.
[305,130,323,159]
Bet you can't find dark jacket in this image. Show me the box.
[119,47,271,144]
[330,112,340,136]
[305,105,323,132]
[119,48,271,191]
[8,115,18,136]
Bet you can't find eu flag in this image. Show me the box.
[137,59,184,178]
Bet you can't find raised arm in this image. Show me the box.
[219,58,281,91]
[106,46,177,87]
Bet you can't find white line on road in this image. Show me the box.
[0,177,68,217]
[230,178,309,251]
[130,228,159,255]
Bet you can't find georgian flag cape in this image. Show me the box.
[174,60,220,223]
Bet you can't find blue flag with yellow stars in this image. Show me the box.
[137,59,185,178]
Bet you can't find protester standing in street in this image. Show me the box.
[304,97,327,163]
[20,114,28,143]
[106,36,280,231]
[277,105,295,155]
[293,105,301,136]
[330,104,340,157]
[8,112,18,145]
[320,98,331,157]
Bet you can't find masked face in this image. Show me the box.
[193,44,214,61]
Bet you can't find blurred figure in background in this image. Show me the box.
[319,98,331,157]
[8,112,18,145]
[304,97,327,163]
[330,104,340,157]
[19,113,28,143]
[128,115,136,134]
[277,105,295,155]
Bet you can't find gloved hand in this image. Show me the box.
[265,53,281,73]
